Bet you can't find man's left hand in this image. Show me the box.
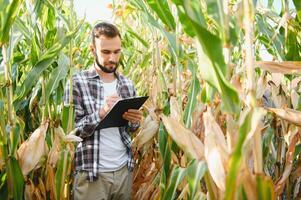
[122,109,143,124]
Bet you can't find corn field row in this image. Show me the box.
[0,0,301,199]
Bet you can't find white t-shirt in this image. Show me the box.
[98,79,127,172]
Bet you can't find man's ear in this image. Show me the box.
[90,44,96,55]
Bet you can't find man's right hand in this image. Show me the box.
[99,94,121,119]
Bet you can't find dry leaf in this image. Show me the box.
[267,108,301,127]
[203,108,229,191]
[226,114,239,152]
[291,89,299,109]
[271,73,283,87]
[170,96,181,121]
[291,77,301,89]
[161,115,204,160]
[256,75,268,99]
[256,61,301,74]
[275,130,300,193]
[17,122,49,176]
[270,83,286,108]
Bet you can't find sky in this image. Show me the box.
[74,0,287,24]
[74,0,113,25]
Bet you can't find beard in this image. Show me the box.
[95,53,118,73]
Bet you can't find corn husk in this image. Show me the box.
[161,115,204,160]
[17,122,49,176]
[132,115,159,150]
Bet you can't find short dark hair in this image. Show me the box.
[91,22,121,45]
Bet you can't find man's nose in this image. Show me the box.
[109,53,118,62]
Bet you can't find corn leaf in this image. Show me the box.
[55,150,71,200]
[225,109,253,200]
[44,53,69,103]
[0,0,23,46]
[293,0,301,20]
[162,166,186,200]
[162,115,204,160]
[256,61,301,74]
[176,0,240,113]
[15,23,82,101]
[256,175,275,200]
[186,160,207,199]
[158,122,171,197]
[145,0,176,31]
[10,123,20,156]
[183,60,201,128]
[7,157,24,200]
[267,107,301,127]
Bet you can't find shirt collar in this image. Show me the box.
[86,66,121,81]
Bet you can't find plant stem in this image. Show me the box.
[243,0,255,105]
[2,45,14,126]
[41,76,46,122]
[67,0,74,133]
[243,0,263,174]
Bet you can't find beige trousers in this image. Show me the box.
[73,165,132,200]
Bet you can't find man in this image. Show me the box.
[64,22,142,200]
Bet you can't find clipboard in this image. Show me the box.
[96,96,148,129]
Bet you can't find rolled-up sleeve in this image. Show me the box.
[63,79,100,138]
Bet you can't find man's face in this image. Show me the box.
[94,35,122,72]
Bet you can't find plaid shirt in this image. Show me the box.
[63,67,138,182]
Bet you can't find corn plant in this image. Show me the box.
[0,0,91,199]
[1,0,301,199]
[112,0,301,199]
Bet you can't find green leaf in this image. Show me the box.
[225,109,253,200]
[293,0,301,21]
[44,53,69,103]
[196,41,240,114]
[7,157,24,200]
[285,29,301,61]
[163,166,186,200]
[14,18,31,41]
[173,0,240,113]
[0,0,23,45]
[183,60,200,127]
[158,122,171,197]
[30,33,40,66]
[294,144,301,159]
[61,105,73,133]
[145,0,176,31]
[126,28,149,48]
[256,175,275,200]
[262,127,274,162]
[15,23,82,101]
[131,0,179,56]
[45,6,56,30]
[186,160,207,199]
[182,0,206,28]
[10,123,20,156]
[55,150,71,200]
